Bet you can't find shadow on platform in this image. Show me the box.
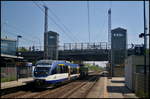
[107,86,132,94]
[111,80,124,83]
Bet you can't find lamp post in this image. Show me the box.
[139,0,149,96]
[139,31,149,96]
[17,35,22,56]
[16,35,22,81]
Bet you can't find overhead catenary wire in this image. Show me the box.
[3,31,37,49]
[2,22,42,48]
[2,25,36,45]
[87,1,91,43]
[33,1,76,43]
[4,31,36,44]
[41,1,80,42]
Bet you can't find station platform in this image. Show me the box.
[107,77,138,98]
[86,75,138,98]
[1,77,34,90]
[86,77,107,98]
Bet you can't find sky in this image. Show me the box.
[1,1,149,49]
[84,61,108,67]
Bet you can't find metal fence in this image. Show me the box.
[1,66,32,82]
[134,73,149,97]
[1,67,17,82]
[17,66,32,78]
[20,43,141,52]
[136,65,149,74]
[19,42,108,51]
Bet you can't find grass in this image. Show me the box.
[85,64,104,72]
[1,76,17,82]
[136,90,149,98]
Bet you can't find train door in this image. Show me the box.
[56,64,68,82]
[68,66,71,80]
[55,64,61,81]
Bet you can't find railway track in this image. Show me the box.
[1,72,101,98]
[59,75,99,98]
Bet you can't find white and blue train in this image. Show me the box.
[33,60,80,88]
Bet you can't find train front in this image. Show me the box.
[33,60,53,88]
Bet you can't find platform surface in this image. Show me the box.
[1,77,34,89]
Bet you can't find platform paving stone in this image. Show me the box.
[107,77,138,98]
[1,77,33,89]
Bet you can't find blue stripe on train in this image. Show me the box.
[46,78,68,84]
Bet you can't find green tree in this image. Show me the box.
[18,47,28,52]
[84,63,104,71]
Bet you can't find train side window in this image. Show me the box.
[63,65,68,73]
[73,68,77,74]
[73,68,76,74]
[63,66,65,73]
[51,67,57,74]
[60,66,64,73]
[58,65,65,73]
[71,67,73,74]
[65,65,68,73]
[63,65,66,73]
[57,65,61,74]
[72,68,74,74]
[62,66,67,73]
[59,65,68,73]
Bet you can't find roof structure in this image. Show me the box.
[1,54,23,59]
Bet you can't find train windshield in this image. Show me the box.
[34,67,50,71]
[34,67,51,77]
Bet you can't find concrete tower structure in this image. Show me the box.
[43,6,59,60]
[46,31,59,60]
[111,27,127,76]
